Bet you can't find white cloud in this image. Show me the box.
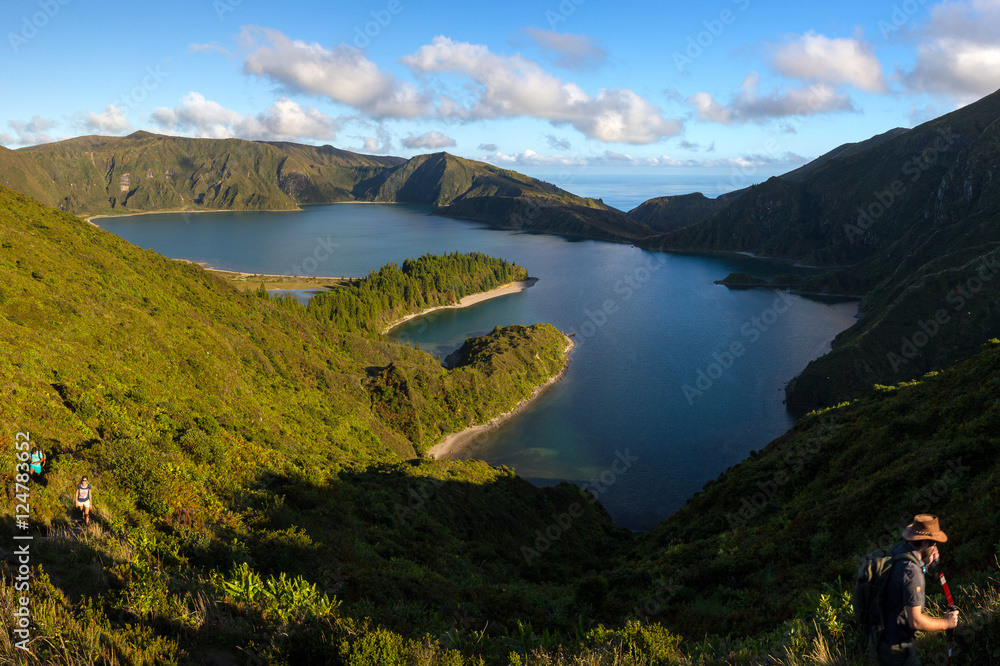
[401,131,456,150]
[242,27,430,118]
[7,116,56,145]
[247,97,340,141]
[151,93,339,142]
[771,31,886,93]
[478,142,499,151]
[689,72,856,124]
[83,105,130,134]
[901,0,1000,102]
[480,149,805,169]
[401,36,682,144]
[484,149,590,167]
[524,28,607,69]
[359,126,394,154]
[0,133,14,146]
[151,93,243,139]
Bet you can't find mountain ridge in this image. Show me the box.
[0,131,635,241]
[636,88,1000,408]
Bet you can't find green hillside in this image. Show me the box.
[626,193,727,234]
[436,195,654,242]
[780,127,911,183]
[0,184,651,664]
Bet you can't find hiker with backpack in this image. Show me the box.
[856,514,959,665]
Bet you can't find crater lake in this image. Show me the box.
[99,202,858,530]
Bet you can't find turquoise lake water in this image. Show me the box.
[99,203,858,530]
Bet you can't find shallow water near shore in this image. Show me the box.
[101,203,858,531]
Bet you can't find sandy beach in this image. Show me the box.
[427,335,574,460]
[381,278,538,334]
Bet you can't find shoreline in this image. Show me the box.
[85,208,262,227]
[427,335,575,460]
[203,266,349,280]
[203,267,351,292]
[381,278,538,334]
[84,201,416,227]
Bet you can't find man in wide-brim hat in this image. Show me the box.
[878,515,960,666]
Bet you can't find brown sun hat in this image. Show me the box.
[902,514,948,543]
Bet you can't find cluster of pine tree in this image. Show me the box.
[306,252,528,333]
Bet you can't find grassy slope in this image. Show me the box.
[0,185,648,664]
[626,193,727,234]
[779,127,910,182]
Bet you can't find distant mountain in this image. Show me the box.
[626,192,727,234]
[437,195,654,242]
[617,132,914,240]
[0,131,639,240]
[646,90,1000,269]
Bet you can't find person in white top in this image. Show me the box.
[75,476,93,525]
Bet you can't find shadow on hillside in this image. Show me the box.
[2,461,651,664]
[208,460,633,593]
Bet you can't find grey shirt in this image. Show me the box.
[883,542,925,645]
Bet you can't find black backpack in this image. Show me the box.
[853,547,921,652]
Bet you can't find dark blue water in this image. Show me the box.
[99,204,857,530]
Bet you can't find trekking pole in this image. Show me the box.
[936,570,956,666]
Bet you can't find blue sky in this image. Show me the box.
[2,0,999,184]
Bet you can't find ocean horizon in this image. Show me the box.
[514,169,787,213]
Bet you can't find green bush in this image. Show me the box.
[96,437,173,516]
[347,626,408,666]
